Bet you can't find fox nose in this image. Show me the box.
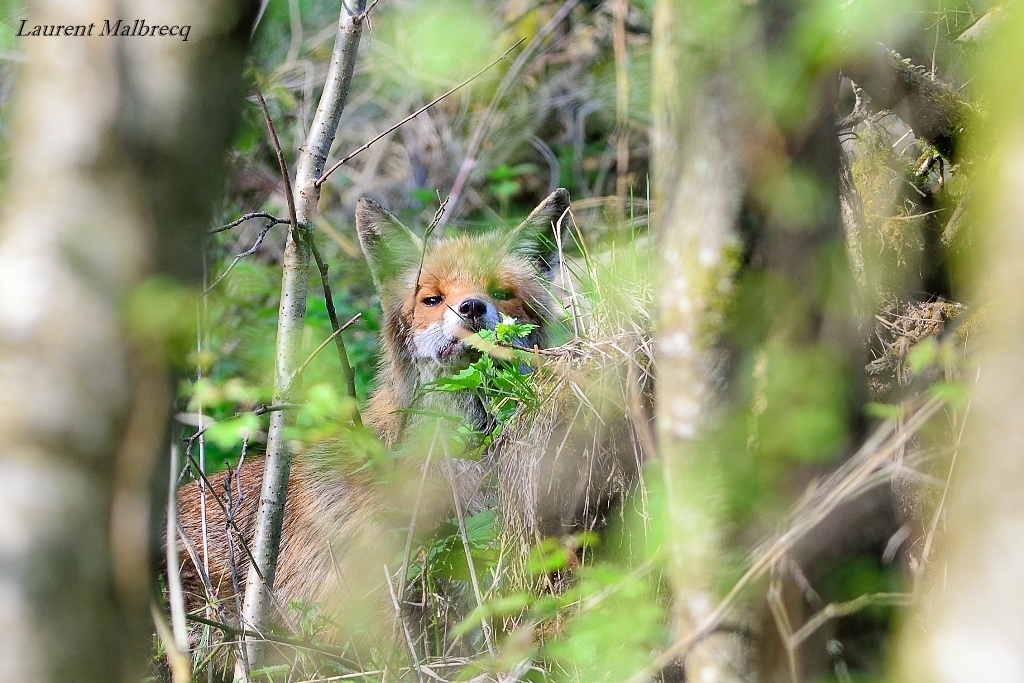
[458,298,488,322]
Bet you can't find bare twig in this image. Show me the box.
[315,38,527,188]
[181,448,301,635]
[290,313,362,387]
[309,240,362,424]
[383,565,425,683]
[256,84,362,421]
[210,211,289,234]
[441,438,495,658]
[357,0,379,22]
[611,0,631,217]
[223,445,252,680]
[251,402,300,416]
[165,443,190,657]
[790,593,911,648]
[204,219,285,294]
[177,403,297,445]
[767,572,800,683]
[255,87,298,238]
[186,613,361,669]
[393,428,438,654]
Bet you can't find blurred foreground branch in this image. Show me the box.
[896,8,1024,681]
[0,0,253,681]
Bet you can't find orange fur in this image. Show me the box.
[175,190,572,645]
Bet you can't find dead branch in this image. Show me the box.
[210,211,289,234]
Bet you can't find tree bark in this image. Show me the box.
[652,1,747,679]
[0,1,253,682]
[235,1,366,676]
[652,0,861,680]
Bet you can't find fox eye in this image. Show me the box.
[490,288,513,301]
[421,295,444,307]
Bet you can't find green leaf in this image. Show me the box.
[495,314,538,343]
[865,402,904,421]
[252,664,290,681]
[527,538,571,575]
[426,367,483,392]
[205,414,260,450]
[929,379,969,409]
[906,337,939,376]
[464,509,497,547]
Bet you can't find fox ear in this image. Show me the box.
[507,188,571,277]
[356,198,423,290]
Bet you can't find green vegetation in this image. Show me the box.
[159,0,989,680]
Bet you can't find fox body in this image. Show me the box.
[176,190,574,643]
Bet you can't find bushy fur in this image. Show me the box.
[174,190,583,652]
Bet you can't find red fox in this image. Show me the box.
[175,189,579,648]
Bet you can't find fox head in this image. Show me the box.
[356,189,570,381]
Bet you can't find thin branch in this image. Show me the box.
[290,313,362,388]
[309,240,362,424]
[315,38,527,188]
[185,613,361,669]
[789,593,911,648]
[181,448,301,635]
[255,87,298,240]
[165,443,190,655]
[442,438,495,657]
[440,0,582,226]
[223,444,252,680]
[410,195,449,312]
[257,80,362,426]
[178,403,298,445]
[356,0,379,23]
[383,565,425,683]
[204,219,284,294]
[210,211,289,234]
[251,402,300,416]
[237,1,367,673]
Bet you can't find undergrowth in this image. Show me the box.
[160,1,980,682]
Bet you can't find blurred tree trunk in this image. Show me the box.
[653,0,861,680]
[0,1,253,682]
[895,8,1024,682]
[651,0,747,678]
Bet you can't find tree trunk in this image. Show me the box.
[652,0,862,679]
[0,0,253,681]
[235,1,366,677]
[651,0,748,678]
